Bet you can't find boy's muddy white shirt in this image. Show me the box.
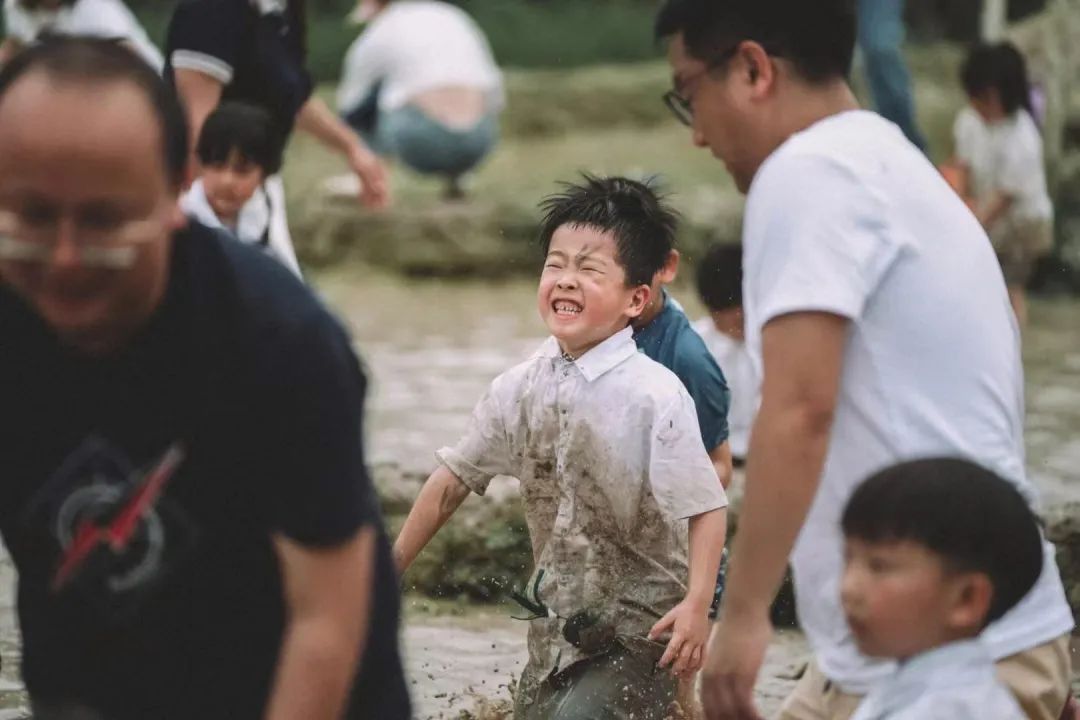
[437,326,727,692]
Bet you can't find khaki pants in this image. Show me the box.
[778,634,1073,720]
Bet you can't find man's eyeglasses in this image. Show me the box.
[0,210,164,270]
[662,44,779,126]
[662,88,695,127]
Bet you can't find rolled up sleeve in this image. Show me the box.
[435,384,512,496]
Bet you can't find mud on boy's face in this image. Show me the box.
[538,224,649,358]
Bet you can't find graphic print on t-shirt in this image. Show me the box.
[20,436,199,619]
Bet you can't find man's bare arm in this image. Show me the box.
[265,527,376,720]
[392,464,471,575]
[719,311,847,619]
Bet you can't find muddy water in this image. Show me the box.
[1,271,1078,718]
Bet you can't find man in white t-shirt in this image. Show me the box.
[0,0,163,71]
[654,1,1075,719]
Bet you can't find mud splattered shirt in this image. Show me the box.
[438,326,728,681]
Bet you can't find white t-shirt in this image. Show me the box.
[691,318,756,459]
[953,106,1052,228]
[850,640,1024,720]
[742,110,1073,693]
[4,0,163,72]
[337,0,503,114]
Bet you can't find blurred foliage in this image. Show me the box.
[123,0,661,80]
[906,0,1047,41]
[118,0,1052,82]
[389,499,534,603]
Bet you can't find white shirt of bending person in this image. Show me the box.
[4,0,164,71]
[953,106,1053,232]
[437,326,728,678]
[691,318,756,459]
[181,178,302,278]
[337,0,504,117]
[850,639,1025,720]
[742,109,1074,694]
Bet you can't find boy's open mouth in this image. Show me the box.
[553,300,582,316]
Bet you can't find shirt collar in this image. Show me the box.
[873,639,992,712]
[537,326,639,383]
[180,180,270,243]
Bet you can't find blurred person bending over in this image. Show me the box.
[339,0,504,199]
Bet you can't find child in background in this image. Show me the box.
[393,176,728,720]
[947,42,1053,328]
[841,458,1044,719]
[182,102,302,278]
[692,243,756,465]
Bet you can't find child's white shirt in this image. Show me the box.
[181,178,301,278]
[438,326,728,679]
[851,639,1025,720]
[691,318,757,458]
[953,106,1052,226]
[4,0,163,71]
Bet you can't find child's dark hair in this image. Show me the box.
[537,175,679,288]
[696,243,743,312]
[196,102,285,176]
[842,458,1043,628]
[961,42,1034,117]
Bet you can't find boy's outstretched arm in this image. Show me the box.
[649,506,727,676]
[392,464,472,575]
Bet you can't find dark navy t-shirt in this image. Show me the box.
[635,293,731,451]
[0,223,409,719]
[165,0,313,136]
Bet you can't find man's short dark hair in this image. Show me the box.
[537,175,679,288]
[961,42,1034,118]
[0,37,188,187]
[842,458,1044,628]
[654,0,856,84]
[696,243,743,312]
[197,102,285,176]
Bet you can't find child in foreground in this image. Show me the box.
[841,458,1044,719]
[945,41,1052,327]
[691,243,756,466]
[181,101,302,277]
[393,176,728,719]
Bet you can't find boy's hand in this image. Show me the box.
[648,598,711,676]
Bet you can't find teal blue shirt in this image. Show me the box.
[634,293,731,451]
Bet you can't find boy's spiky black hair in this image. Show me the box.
[537,174,679,287]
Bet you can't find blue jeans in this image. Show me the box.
[857,0,927,151]
[345,93,498,180]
